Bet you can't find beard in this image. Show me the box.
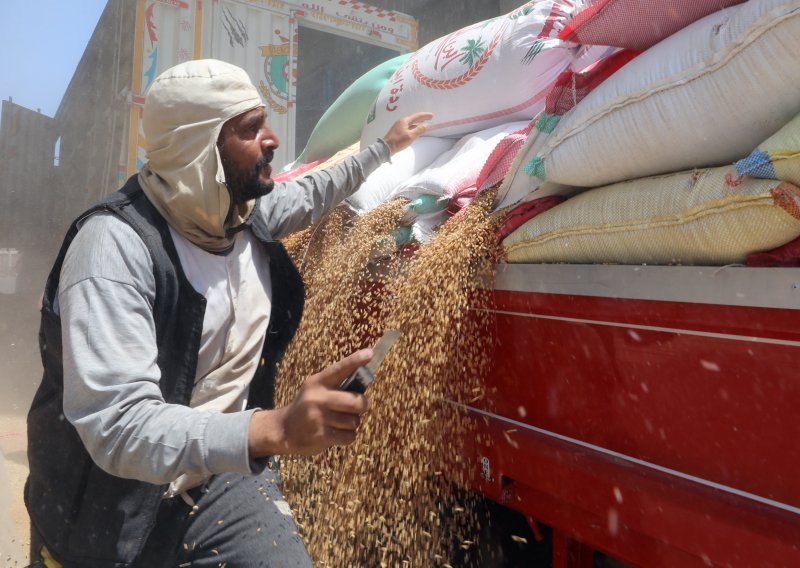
[225,151,275,204]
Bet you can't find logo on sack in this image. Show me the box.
[411,20,509,90]
[385,72,405,112]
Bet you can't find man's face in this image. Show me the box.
[217,107,280,204]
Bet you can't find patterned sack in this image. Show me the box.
[393,122,530,203]
[502,166,800,266]
[497,0,800,210]
[424,120,535,216]
[360,1,587,143]
[444,46,626,211]
[734,113,800,188]
[460,46,630,209]
[476,122,535,192]
[559,0,745,50]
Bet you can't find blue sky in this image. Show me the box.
[0,0,107,118]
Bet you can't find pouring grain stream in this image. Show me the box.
[279,189,502,566]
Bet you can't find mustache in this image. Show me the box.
[255,150,274,173]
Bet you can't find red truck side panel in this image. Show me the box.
[461,265,800,567]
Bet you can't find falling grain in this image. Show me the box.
[278,190,502,566]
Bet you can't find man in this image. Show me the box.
[25,59,431,567]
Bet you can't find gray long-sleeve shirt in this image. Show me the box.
[58,142,388,485]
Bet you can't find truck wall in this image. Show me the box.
[464,263,800,567]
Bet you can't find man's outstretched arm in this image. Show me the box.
[258,112,433,239]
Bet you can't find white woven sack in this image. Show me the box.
[496,0,800,210]
[344,137,456,215]
[393,121,530,203]
[361,1,581,144]
[393,121,529,243]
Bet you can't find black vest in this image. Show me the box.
[25,177,304,567]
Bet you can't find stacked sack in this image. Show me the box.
[282,1,635,243]
[383,121,530,242]
[352,0,626,242]
[361,1,607,142]
[498,0,800,265]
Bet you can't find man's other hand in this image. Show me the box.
[382,112,434,155]
[248,350,372,457]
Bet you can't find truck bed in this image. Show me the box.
[461,264,800,567]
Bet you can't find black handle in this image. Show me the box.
[339,366,375,394]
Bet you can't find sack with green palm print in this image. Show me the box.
[360,0,601,143]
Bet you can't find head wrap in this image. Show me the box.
[138,59,264,252]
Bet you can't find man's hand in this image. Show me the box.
[248,350,372,457]
[382,112,434,156]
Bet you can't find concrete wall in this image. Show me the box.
[499,0,527,15]
[0,1,136,250]
[404,0,505,45]
[0,100,59,248]
[52,0,135,234]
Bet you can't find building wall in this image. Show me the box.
[0,100,59,248]
[53,0,136,233]
[0,1,136,251]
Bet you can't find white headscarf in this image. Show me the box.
[139,59,264,252]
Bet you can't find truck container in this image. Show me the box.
[124,0,418,178]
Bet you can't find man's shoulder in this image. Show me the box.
[59,212,155,294]
[76,211,146,249]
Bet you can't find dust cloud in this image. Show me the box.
[0,247,56,564]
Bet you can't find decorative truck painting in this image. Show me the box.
[125,0,418,179]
